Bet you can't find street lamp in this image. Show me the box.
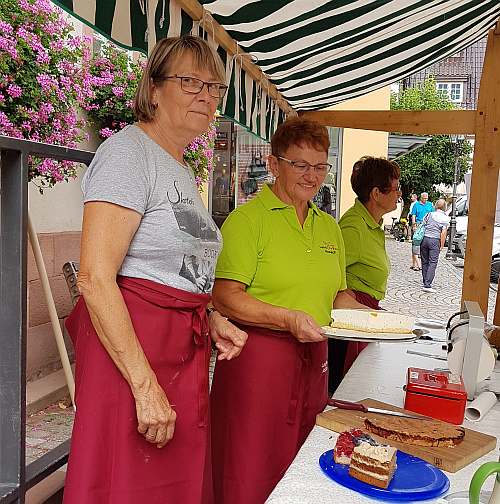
[446,134,462,260]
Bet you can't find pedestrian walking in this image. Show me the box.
[420,199,450,292]
[408,193,417,239]
[410,192,433,270]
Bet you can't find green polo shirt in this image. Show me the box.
[215,184,347,326]
[339,199,390,301]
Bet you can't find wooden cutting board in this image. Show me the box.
[316,398,497,473]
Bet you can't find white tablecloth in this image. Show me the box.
[267,331,500,503]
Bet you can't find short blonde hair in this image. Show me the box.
[134,35,226,122]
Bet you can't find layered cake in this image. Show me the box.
[330,309,414,334]
[349,441,397,489]
[365,417,465,447]
[333,429,378,464]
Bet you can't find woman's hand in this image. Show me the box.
[133,377,177,449]
[209,311,248,360]
[285,310,326,343]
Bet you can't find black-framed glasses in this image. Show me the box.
[277,156,332,175]
[163,75,228,99]
[380,181,401,193]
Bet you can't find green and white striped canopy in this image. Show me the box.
[53,0,500,138]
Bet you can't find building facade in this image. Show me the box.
[401,37,486,110]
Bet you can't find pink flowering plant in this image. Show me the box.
[84,42,143,139]
[0,0,93,190]
[183,120,217,188]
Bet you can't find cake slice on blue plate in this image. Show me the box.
[348,441,397,489]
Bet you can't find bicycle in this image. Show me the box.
[390,217,409,242]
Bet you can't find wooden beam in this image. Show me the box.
[299,110,476,135]
[461,26,500,317]
[175,0,295,116]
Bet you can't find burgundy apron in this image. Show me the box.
[63,276,213,504]
[210,325,328,504]
[343,290,381,375]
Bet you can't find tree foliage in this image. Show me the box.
[391,77,456,111]
[391,77,472,212]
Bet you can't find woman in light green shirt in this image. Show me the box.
[329,156,401,392]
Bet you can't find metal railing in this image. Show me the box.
[0,135,94,504]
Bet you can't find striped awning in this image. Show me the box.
[52,0,500,139]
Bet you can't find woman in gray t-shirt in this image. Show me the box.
[420,198,450,292]
[63,36,247,504]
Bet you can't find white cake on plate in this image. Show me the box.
[330,309,414,334]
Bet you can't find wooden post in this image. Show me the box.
[462,26,500,317]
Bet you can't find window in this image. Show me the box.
[436,82,464,103]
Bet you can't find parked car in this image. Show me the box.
[445,195,468,247]
[453,224,500,283]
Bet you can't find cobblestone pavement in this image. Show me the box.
[25,237,497,464]
[383,236,496,322]
[26,401,74,465]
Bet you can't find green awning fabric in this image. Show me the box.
[51,0,500,139]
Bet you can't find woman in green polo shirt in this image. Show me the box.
[209,118,366,504]
[328,156,401,392]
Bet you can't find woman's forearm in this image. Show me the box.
[78,274,156,392]
[333,290,369,310]
[212,282,290,330]
[441,229,447,249]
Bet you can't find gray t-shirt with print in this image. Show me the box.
[82,124,222,294]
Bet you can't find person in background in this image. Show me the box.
[210,118,366,504]
[410,192,433,271]
[420,198,450,293]
[408,193,420,269]
[312,183,333,214]
[408,194,417,234]
[329,156,401,393]
[63,35,246,504]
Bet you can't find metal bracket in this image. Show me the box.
[462,300,485,400]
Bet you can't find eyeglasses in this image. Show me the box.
[382,182,401,193]
[163,75,228,99]
[277,156,332,175]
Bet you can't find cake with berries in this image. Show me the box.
[348,441,398,489]
[333,429,378,465]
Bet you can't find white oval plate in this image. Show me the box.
[321,326,423,343]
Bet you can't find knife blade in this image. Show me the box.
[327,399,424,420]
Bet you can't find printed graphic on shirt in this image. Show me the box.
[167,180,220,294]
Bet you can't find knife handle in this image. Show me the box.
[327,399,368,412]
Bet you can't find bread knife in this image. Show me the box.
[327,399,424,420]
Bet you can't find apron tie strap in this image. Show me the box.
[192,305,210,427]
[287,344,310,425]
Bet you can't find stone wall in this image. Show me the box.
[27,231,81,381]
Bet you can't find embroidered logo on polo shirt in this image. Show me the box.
[319,241,338,254]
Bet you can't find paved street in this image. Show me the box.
[25,235,498,464]
[383,236,496,323]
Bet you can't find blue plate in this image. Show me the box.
[319,449,449,501]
